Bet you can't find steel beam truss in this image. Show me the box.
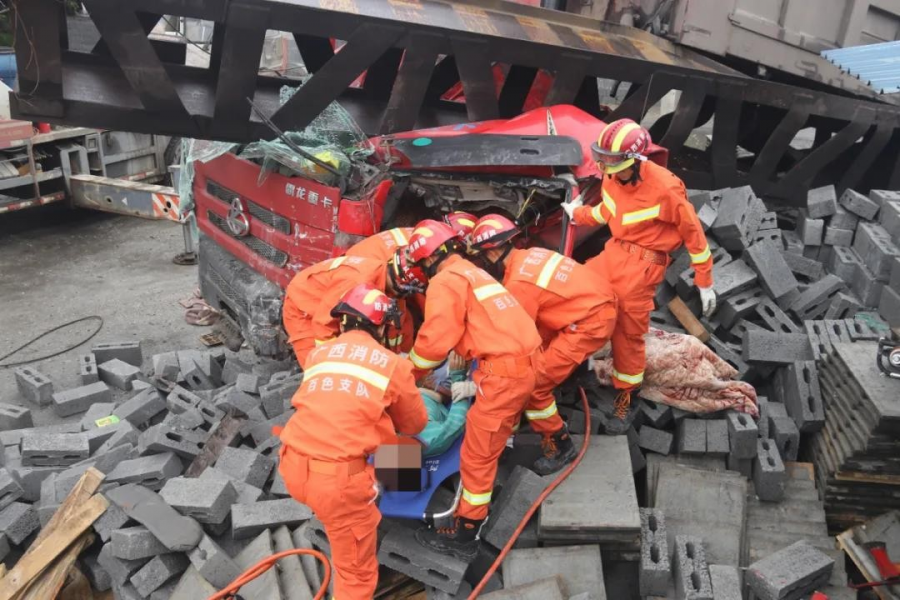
[11,0,900,201]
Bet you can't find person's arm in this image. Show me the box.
[385,359,428,436]
[422,399,470,456]
[409,276,467,379]
[282,279,310,346]
[665,182,714,289]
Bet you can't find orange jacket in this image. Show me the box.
[409,254,541,373]
[345,227,415,263]
[573,160,713,288]
[502,247,616,332]
[280,329,427,461]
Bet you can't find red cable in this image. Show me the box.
[207,548,332,600]
[467,386,592,599]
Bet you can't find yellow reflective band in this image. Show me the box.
[536,253,565,289]
[388,334,404,345]
[304,361,390,391]
[329,256,346,270]
[389,228,408,246]
[511,420,521,432]
[602,189,617,217]
[473,282,507,301]
[457,217,475,228]
[611,122,641,152]
[612,369,644,385]
[462,488,492,506]
[409,349,443,370]
[525,401,559,421]
[591,203,606,225]
[690,245,711,264]
[314,338,332,346]
[621,204,661,226]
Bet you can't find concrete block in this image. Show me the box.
[131,553,190,597]
[830,204,859,230]
[179,351,217,391]
[891,256,900,292]
[705,420,729,457]
[706,336,751,380]
[840,188,879,219]
[480,578,565,600]
[160,476,237,525]
[807,185,837,219]
[711,186,765,251]
[162,408,205,432]
[82,551,113,591]
[753,439,786,502]
[150,582,178,600]
[236,373,261,395]
[378,525,469,595]
[880,286,900,326]
[0,468,24,511]
[169,565,218,599]
[503,544,606,600]
[14,367,54,406]
[708,565,741,600]
[778,361,825,433]
[51,381,112,418]
[233,530,284,599]
[640,400,673,429]
[639,426,674,456]
[199,467,264,505]
[79,353,99,384]
[697,202,718,231]
[106,484,204,552]
[98,358,141,391]
[21,432,89,467]
[851,261,884,307]
[717,287,767,329]
[640,509,670,597]
[855,221,900,280]
[782,230,804,255]
[215,386,263,418]
[113,388,167,427]
[711,259,759,300]
[823,226,854,247]
[188,534,242,589]
[743,241,798,301]
[81,401,116,429]
[107,452,184,489]
[93,341,143,367]
[111,526,170,561]
[742,330,812,364]
[782,251,825,281]
[826,245,862,284]
[92,499,131,542]
[138,424,207,461]
[98,543,148,586]
[0,403,32,430]
[215,446,275,489]
[752,228,783,246]
[746,540,834,600]
[232,498,313,539]
[870,189,900,211]
[789,274,845,320]
[0,501,38,544]
[481,466,548,550]
[677,420,706,455]
[151,351,180,382]
[769,410,800,462]
[726,412,757,460]
[673,535,713,600]
[824,292,862,320]
[96,420,140,455]
[726,454,753,478]
[797,217,823,246]
[754,298,801,335]
[259,374,303,419]
[166,385,203,414]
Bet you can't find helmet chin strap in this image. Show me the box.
[484,244,513,280]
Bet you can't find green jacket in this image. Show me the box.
[419,369,470,457]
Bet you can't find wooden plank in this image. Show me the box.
[0,495,108,600]
[58,564,94,600]
[184,415,245,477]
[667,297,710,342]
[18,535,94,600]
[31,468,104,548]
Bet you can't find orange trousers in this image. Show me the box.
[279,446,380,600]
[586,241,667,390]
[458,355,536,521]
[526,307,616,435]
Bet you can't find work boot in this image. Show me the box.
[415,517,483,561]
[605,388,638,436]
[533,426,577,476]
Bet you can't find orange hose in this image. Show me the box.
[207,548,332,600]
[467,387,592,599]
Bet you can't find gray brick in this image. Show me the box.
[706,335,751,380]
[166,385,202,414]
[215,446,275,489]
[98,543,148,586]
[890,256,900,292]
[708,565,741,600]
[162,408,205,431]
[21,432,89,467]
[790,274,845,320]
[0,468,24,511]
[107,452,184,489]
[711,186,765,251]
[752,228,783,246]
[717,287,766,330]
[0,403,32,430]
[753,439,786,502]
[221,356,253,385]
[777,361,824,433]
[851,260,884,307]
[81,401,116,429]
[742,330,813,364]
[199,467,264,505]
[293,521,326,592]
[705,420,729,457]
[98,359,141,391]
[96,420,140,456]
[233,530,284,599]
[236,373,261,395]
[480,578,565,600]
[855,221,900,280]
[82,551,113,591]
[797,217,823,246]
[726,411,757,459]
[640,509,670,597]
[152,351,180,381]
[93,501,131,542]
[111,526,170,561]
[93,341,143,367]
[169,565,217,600]
[743,242,798,301]
[503,544,606,599]
[707,259,759,300]
[826,246,862,284]
[130,553,189,597]
[51,381,113,418]
[150,581,178,600]
[106,484,204,552]
[870,189,900,212]
[677,419,706,455]
[840,188,880,219]
[79,353,99,384]
[823,226,854,247]
[138,424,208,461]
[781,251,825,281]
[674,536,713,600]
[769,410,799,462]
[160,477,237,525]
[114,388,167,427]
[639,426,674,456]
[746,540,834,600]
[482,466,549,550]
[807,185,837,218]
[782,230,804,255]
[830,204,859,230]
[880,286,900,326]
[726,454,753,477]
[640,400,673,429]
[14,367,54,406]
[259,374,302,419]
[215,386,263,418]
[754,298,801,334]
[187,534,241,589]
[232,498,313,539]
[179,351,217,391]
[268,470,289,498]
[0,501,38,544]
[824,292,862,320]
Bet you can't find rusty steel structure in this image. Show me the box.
[11,0,900,201]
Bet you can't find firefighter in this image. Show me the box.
[278,283,427,600]
[469,214,617,473]
[282,251,425,368]
[560,118,715,432]
[344,211,477,263]
[403,220,542,559]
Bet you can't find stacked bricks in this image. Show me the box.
[639,509,670,597]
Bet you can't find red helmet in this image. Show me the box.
[330,283,398,328]
[407,220,460,265]
[591,118,651,175]
[388,248,427,296]
[469,214,520,252]
[444,211,477,239]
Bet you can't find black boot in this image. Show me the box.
[533,426,577,475]
[415,517,482,561]
[605,388,638,436]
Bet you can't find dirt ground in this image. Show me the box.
[0,204,207,426]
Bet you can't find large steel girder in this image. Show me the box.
[11,0,900,201]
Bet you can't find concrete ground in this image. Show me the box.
[0,204,207,426]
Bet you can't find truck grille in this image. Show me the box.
[207,210,289,267]
[206,266,249,314]
[206,180,291,235]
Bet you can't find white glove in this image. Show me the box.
[557,173,578,188]
[451,381,477,403]
[561,195,583,219]
[699,286,717,317]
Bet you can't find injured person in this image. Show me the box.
[418,351,473,457]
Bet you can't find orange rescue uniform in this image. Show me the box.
[502,247,617,434]
[409,254,541,520]
[279,330,427,600]
[572,160,713,389]
[345,227,414,262]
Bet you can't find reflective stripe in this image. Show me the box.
[590,203,606,225]
[602,189,617,217]
[535,253,565,289]
[621,204,661,225]
[611,122,642,152]
[305,361,390,391]
[473,282,507,301]
[525,401,559,421]
[389,228,408,246]
[690,244,711,264]
[612,369,644,385]
[388,334,403,345]
[409,349,443,370]
[314,338,332,346]
[329,256,346,270]
[462,488,492,506]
